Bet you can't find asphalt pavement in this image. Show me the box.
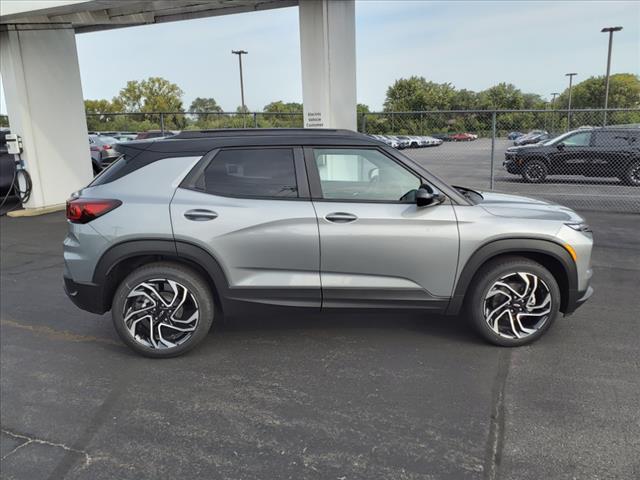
[1,192,639,478]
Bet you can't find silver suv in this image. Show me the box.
[63,129,593,357]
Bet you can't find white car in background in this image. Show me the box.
[369,134,400,149]
[419,136,444,147]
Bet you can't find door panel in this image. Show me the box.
[313,201,459,308]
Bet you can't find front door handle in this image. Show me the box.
[184,209,218,221]
[325,212,358,223]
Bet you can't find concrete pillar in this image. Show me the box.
[1,24,92,210]
[298,0,357,131]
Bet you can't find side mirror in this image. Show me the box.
[416,187,444,207]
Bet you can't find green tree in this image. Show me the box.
[189,97,223,123]
[557,73,640,109]
[189,97,223,113]
[357,103,371,113]
[263,101,303,113]
[477,83,525,110]
[383,76,456,111]
[114,77,184,113]
[451,89,478,110]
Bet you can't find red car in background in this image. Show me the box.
[450,133,477,142]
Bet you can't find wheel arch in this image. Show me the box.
[93,239,230,314]
[446,238,578,315]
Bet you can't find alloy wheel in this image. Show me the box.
[483,272,552,339]
[123,278,199,349]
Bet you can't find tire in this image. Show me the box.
[111,262,215,358]
[521,159,548,183]
[620,160,640,187]
[465,256,561,347]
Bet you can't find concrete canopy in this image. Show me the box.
[0,0,298,33]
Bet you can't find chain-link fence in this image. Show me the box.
[367,109,640,213]
[1,108,638,213]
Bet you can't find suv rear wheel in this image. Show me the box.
[112,262,214,358]
[521,159,548,183]
[466,256,560,346]
[620,160,640,187]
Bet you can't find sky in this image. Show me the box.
[1,0,639,113]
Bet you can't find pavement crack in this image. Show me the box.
[483,349,511,480]
[1,429,92,467]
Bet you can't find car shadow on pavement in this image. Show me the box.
[215,311,483,346]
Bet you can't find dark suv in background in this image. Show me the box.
[504,126,640,185]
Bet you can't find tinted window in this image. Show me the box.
[563,131,592,147]
[313,148,420,202]
[595,131,633,148]
[203,148,297,198]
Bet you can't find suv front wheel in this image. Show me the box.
[466,257,561,346]
[112,262,215,358]
[521,159,548,183]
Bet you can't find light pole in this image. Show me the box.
[232,49,248,126]
[565,73,577,129]
[550,92,560,132]
[601,26,623,126]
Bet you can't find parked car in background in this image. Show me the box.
[135,130,177,140]
[387,135,411,149]
[108,132,137,142]
[450,133,477,142]
[420,136,443,147]
[514,130,549,146]
[396,135,422,148]
[89,135,120,174]
[431,133,452,142]
[504,126,640,185]
[508,131,525,140]
[0,128,15,195]
[368,134,399,149]
[63,128,593,357]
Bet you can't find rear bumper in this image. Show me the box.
[64,275,108,315]
[564,285,594,316]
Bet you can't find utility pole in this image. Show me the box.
[550,92,560,133]
[601,26,623,126]
[565,73,577,130]
[232,49,248,126]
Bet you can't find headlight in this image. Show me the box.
[566,222,592,233]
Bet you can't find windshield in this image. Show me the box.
[542,131,580,146]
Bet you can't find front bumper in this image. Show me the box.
[564,285,594,316]
[64,275,108,314]
[503,158,522,174]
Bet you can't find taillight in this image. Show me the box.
[102,144,112,150]
[66,198,122,224]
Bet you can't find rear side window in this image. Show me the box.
[594,131,635,147]
[201,148,298,198]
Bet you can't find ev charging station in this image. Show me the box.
[0,0,357,213]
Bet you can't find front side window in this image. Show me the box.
[562,131,592,147]
[313,148,420,202]
[203,148,298,198]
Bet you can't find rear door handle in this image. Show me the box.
[184,209,218,221]
[325,212,358,223]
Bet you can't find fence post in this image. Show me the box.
[489,111,496,190]
[253,112,258,128]
[160,113,165,135]
[361,113,367,133]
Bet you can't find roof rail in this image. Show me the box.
[172,128,358,139]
